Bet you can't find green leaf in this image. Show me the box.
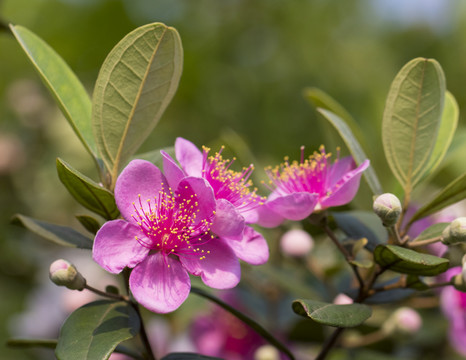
[332,211,387,251]
[92,22,183,183]
[292,299,372,328]
[55,300,140,360]
[161,354,223,360]
[412,222,449,242]
[191,287,295,360]
[7,339,57,349]
[373,244,449,276]
[317,108,383,195]
[382,58,446,194]
[11,214,93,249]
[421,91,459,180]
[10,25,96,159]
[57,158,119,220]
[406,274,430,291]
[408,172,466,224]
[76,215,101,235]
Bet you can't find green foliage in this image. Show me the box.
[10,25,97,161]
[55,300,140,360]
[316,108,383,195]
[411,222,449,242]
[406,275,430,291]
[292,299,372,327]
[373,244,449,276]
[408,172,466,224]
[76,215,101,235]
[56,158,119,220]
[92,23,183,185]
[382,58,446,196]
[11,214,93,249]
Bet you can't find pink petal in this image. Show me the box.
[115,160,167,223]
[180,238,240,289]
[256,204,284,228]
[177,177,216,226]
[175,137,203,177]
[130,253,191,313]
[161,150,185,190]
[224,226,269,265]
[326,156,356,188]
[267,192,318,221]
[320,159,370,209]
[211,199,245,239]
[93,220,149,274]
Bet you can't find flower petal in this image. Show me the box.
[211,198,245,239]
[130,253,191,313]
[93,220,149,274]
[256,204,284,228]
[177,177,216,226]
[175,137,203,177]
[241,208,259,224]
[320,159,370,209]
[161,150,185,190]
[180,238,240,289]
[267,192,318,221]
[326,156,356,188]
[224,226,269,265]
[115,160,167,223]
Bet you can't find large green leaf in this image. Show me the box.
[382,58,446,194]
[10,25,96,159]
[373,244,449,276]
[408,172,466,225]
[55,300,140,360]
[56,158,119,220]
[292,299,372,328]
[12,214,93,249]
[421,91,459,180]
[317,108,383,195]
[161,354,223,360]
[92,23,183,184]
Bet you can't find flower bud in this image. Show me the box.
[254,345,280,360]
[333,293,353,305]
[280,228,314,257]
[373,193,402,227]
[452,272,466,292]
[384,307,422,335]
[441,217,466,245]
[49,259,86,290]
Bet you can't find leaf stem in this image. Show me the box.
[190,286,295,360]
[84,284,129,302]
[314,327,345,360]
[406,236,442,248]
[132,303,156,360]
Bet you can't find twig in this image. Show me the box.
[315,327,345,360]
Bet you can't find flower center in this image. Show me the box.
[131,187,214,260]
[201,146,264,213]
[265,145,334,196]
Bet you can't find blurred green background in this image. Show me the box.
[2,0,466,359]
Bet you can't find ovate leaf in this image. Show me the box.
[373,244,449,276]
[421,91,459,180]
[11,214,93,249]
[56,158,119,220]
[408,172,466,224]
[382,58,445,194]
[55,300,140,360]
[412,222,449,242]
[76,215,101,235]
[10,25,96,159]
[92,23,183,183]
[317,108,383,196]
[292,299,372,328]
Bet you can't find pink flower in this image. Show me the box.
[259,146,369,225]
[93,160,243,313]
[161,137,269,266]
[441,267,466,356]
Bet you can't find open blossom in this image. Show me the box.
[161,137,269,265]
[93,160,245,313]
[259,146,369,226]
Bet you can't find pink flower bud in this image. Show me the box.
[333,293,354,305]
[49,259,86,291]
[391,307,422,334]
[373,193,402,227]
[442,217,466,245]
[280,229,313,257]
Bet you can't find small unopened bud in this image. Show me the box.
[333,293,354,305]
[441,217,466,245]
[452,272,466,292]
[373,193,402,227]
[384,307,422,335]
[49,259,86,290]
[254,345,280,360]
[280,229,314,257]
